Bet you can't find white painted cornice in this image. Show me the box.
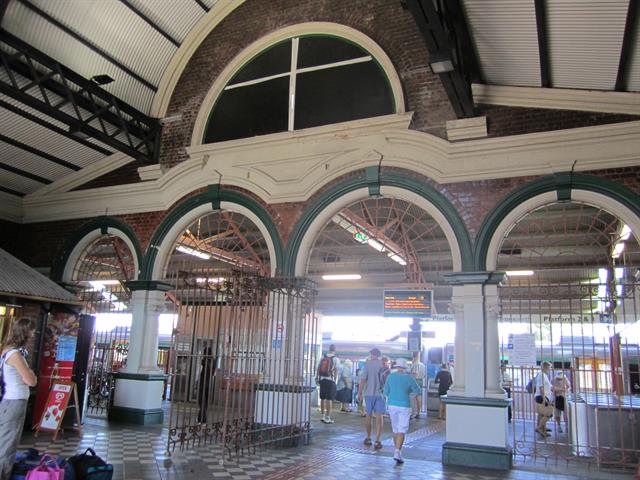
[0,191,23,223]
[15,117,640,224]
[472,83,640,116]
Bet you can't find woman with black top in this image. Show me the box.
[435,363,453,420]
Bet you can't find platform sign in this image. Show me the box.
[407,331,421,352]
[383,290,433,318]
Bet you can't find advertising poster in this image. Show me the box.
[33,313,79,427]
[39,382,72,431]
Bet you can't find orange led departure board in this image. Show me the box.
[383,290,433,318]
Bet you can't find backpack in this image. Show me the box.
[0,350,10,403]
[317,356,333,377]
[526,377,535,394]
[66,448,113,480]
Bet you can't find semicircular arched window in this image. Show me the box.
[204,35,395,143]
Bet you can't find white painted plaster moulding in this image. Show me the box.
[472,83,640,116]
[15,119,640,224]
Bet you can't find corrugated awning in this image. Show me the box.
[0,247,81,305]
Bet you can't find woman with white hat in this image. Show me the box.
[382,357,421,464]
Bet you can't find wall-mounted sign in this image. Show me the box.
[506,333,537,366]
[383,290,433,318]
[407,331,421,352]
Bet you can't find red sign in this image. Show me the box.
[38,381,73,432]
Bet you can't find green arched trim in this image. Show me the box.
[474,172,640,270]
[140,186,283,280]
[51,216,143,282]
[282,172,474,276]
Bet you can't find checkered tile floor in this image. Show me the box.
[15,411,635,480]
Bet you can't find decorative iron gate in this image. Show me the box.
[77,280,131,417]
[70,233,137,418]
[494,201,640,471]
[165,268,317,461]
[500,268,640,469]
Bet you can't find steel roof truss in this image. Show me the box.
[0,98,112,154]
[0,30,160,163]
[405,0,475,118]
[118,0,180,47]
[194,0,210,13]
[534,0,551,88]
[0,184,24,196]
[0,132,80,171]
[0,161,51,184]
[616,0,638,92]
[17,0,157,92]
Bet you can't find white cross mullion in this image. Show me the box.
[288,37,299,132]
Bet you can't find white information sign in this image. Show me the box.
[506,333,537,366]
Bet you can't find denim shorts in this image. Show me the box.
[364,394,386,415]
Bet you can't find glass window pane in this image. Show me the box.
[204,76,289,143]
[297,36,369,68]
[294,61,394,130]
[230,40,292,85]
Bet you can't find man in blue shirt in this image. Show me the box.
[383,357,421,464]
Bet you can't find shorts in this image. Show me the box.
[364,394,386,415]
[319,379,336,400]
[388,405,411,434]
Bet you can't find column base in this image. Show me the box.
[443,396,511,470]
[111,372,167,426]
[109,405,164,425]
[254,383,314,425]
[442,442,513,470]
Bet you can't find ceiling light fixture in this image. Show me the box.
[332,214,408,266]
[176,244,211,260]
[68,123,89,139]
[321,274,362,281]
[429,52,454,74]
[90,74,115,85]
[505,270,534,276]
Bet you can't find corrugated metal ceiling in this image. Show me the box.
[463,0,541,87]
[547,0,629,91]
[0,0,636,199]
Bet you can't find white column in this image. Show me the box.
[448,288,465,395]
[484,283,504,398]
[461,282,485,397]
[111,282,169,424]
[442,272,511,470]
[124,289,165,374]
